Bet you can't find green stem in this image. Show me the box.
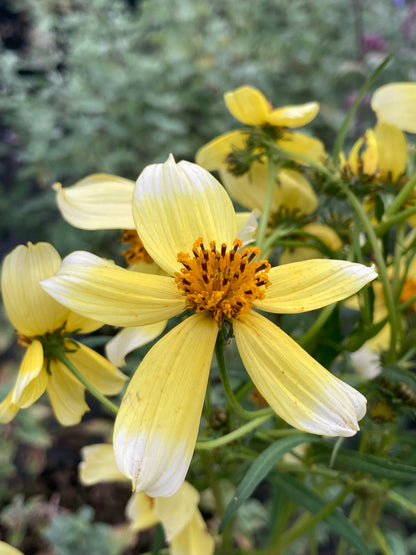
[297,303,337,348]
[387,490,416,517]
[196,414,272,450]
[276,485,352,550]
[384,169,416,219]
[376,203,416,236]
[53,348,119,416]
[332,55,391,161]
[341,185,398,361]
[257,156,277,254]
[215,333,274,420]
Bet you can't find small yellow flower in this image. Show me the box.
[79,444,214,555]
[42,156,377,496]
[196,86,325,211]
[224,85,320,128]
[0,242,127,425]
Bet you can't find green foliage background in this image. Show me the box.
[1,0,415,255]
[1,1,416,553]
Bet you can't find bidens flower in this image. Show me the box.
[79,443,214,555]
[196,86,325,213]
[42,156,377,497]
[0,242,126,425]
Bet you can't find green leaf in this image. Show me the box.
[274,474,372,555]
[219,434,318,532]
[382,364,416,391]
[310,446,416,482]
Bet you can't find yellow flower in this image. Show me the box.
[79,443,214,555]
[54,174,255,367]
[196,86,325,211]
[223,85,320,128]
[42,155,377,496]
[0,242,126,425]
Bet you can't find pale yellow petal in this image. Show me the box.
[234,311,366,436]
[267,102,319,128]
[105,322,167,367]
[302,223,343,252]
[275,169,318,215]
[371,82,416,133]
[217,161,269,212]
[67,341,127,395]
[236,211,258,246]
[347,136,364,177]
[126,493,159,531]
[154,481,199,541]
[195,130,248,171]
[47,361,89,425]
[41,251,184,327]
[113,314,218,497]
[65,311,103,334]
[256,259,377,313]
[0,541,24,555]
[12,341,48,408]
[374,121,407,181]
[224,86,270,125]
[79,444,127,485]
[133,155,237,274]
[2,242,68,336]
[361,129,378,177]
[10,340,44,405]
[278,132,326,163]
[54,174,135,229]
[170,511,215,555]
[0,391,20,423]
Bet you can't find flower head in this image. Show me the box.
[79,443,214,555]
[0,242,126,425]
[42,156,377,496]
[196,86,325,213]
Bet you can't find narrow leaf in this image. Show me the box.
[274,474,372,555]
[219,434,317,532]
[310,446,416,482]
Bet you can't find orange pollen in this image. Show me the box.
[17,331,33,347]
[174,237,271,325]
[120,230,153,265]
[401,278,416,311]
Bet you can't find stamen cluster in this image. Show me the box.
[174,237,271,325]
[120,230,154,265]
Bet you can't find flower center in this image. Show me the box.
[174,237,271,325]
[120,230,154,265]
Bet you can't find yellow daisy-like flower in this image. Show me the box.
[54,173,256,367]
[0,242,127,425]
[223,85,320,128]
[79,443,214,555]
[42,155,377,496]
[196,86,325,211]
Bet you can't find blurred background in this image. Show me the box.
[1,0,416,258]
[1,1,416,553]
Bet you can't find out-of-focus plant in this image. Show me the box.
[2,2,416,554]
